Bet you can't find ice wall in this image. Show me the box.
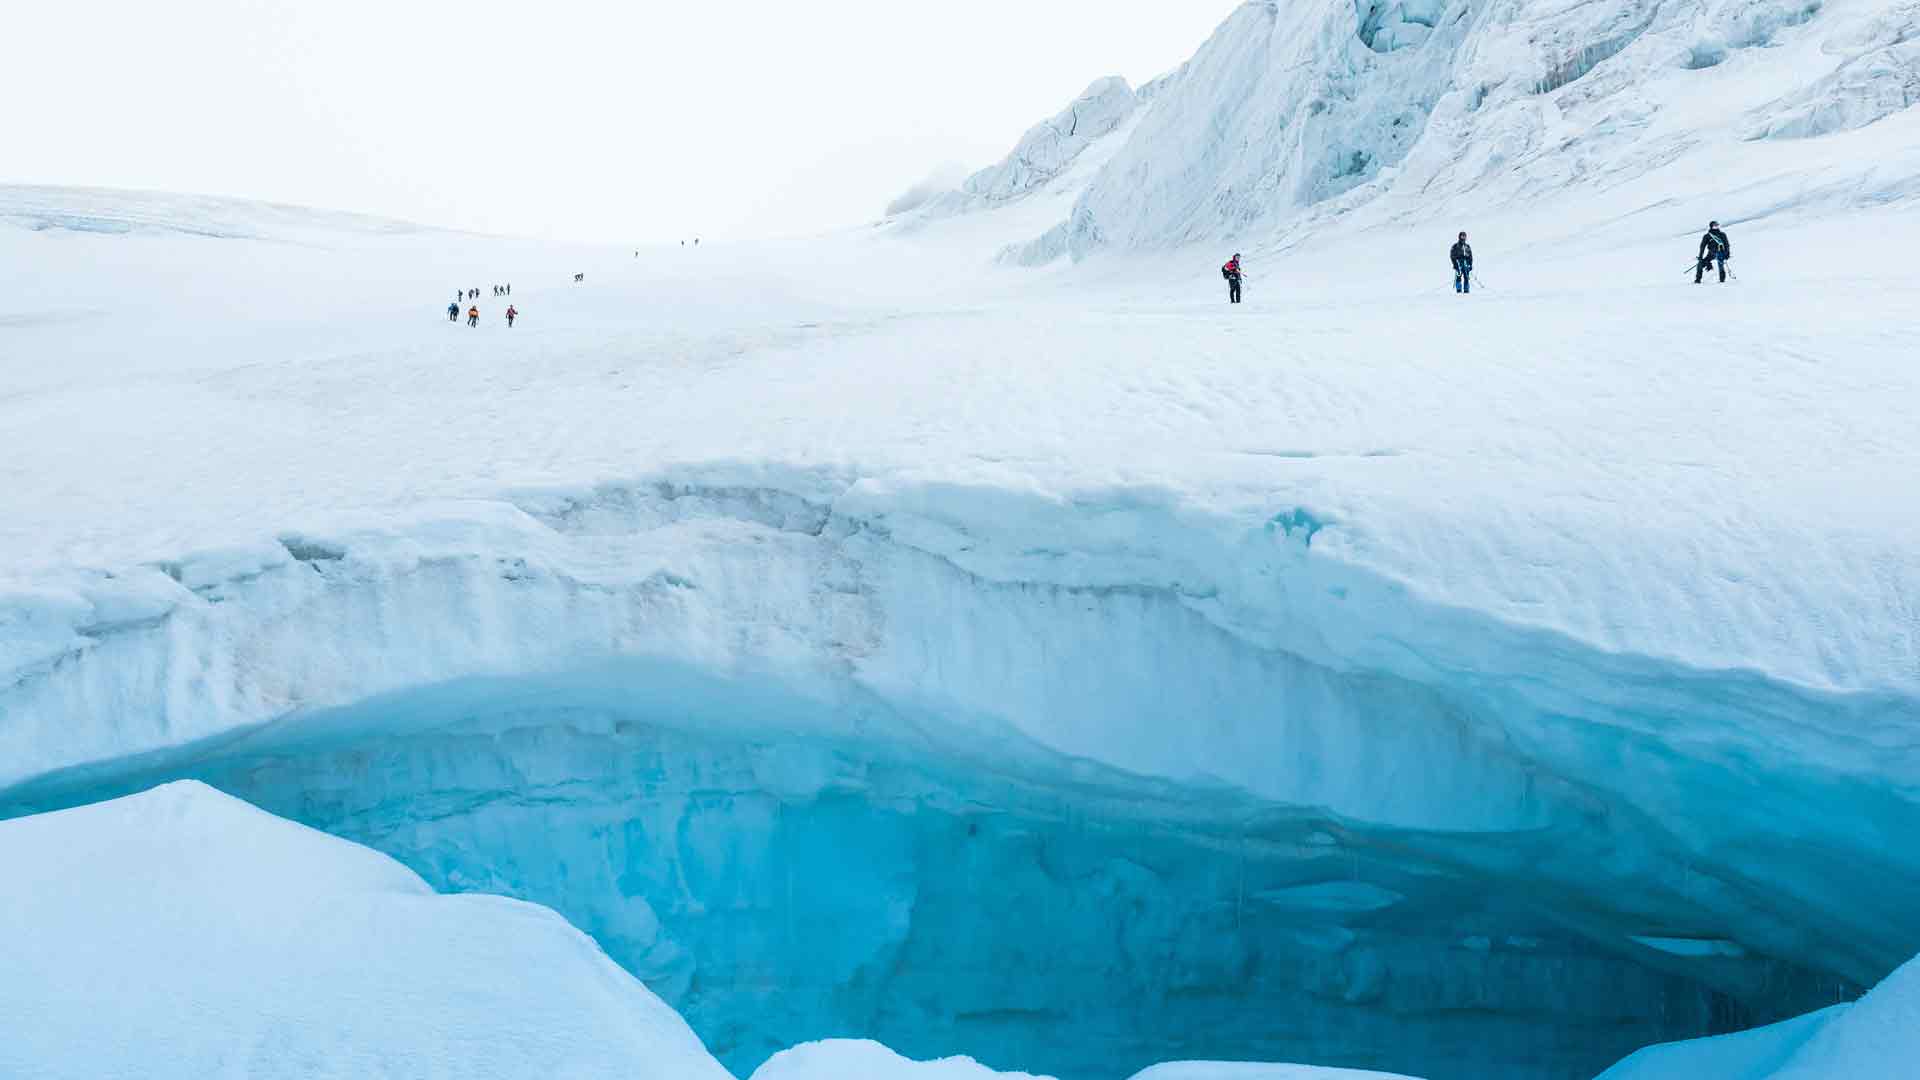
[3,477,1910,1080]
[2,679,1749,1080]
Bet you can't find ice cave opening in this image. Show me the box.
[0,658,1862,1080]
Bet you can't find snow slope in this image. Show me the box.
[0,781,731,1080]
[1598,953,1920,1078]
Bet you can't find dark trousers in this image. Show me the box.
[1696,255,1726,283]
[1454,264,1472,293]
[467,315,478,326]
[1228,277,1242,303]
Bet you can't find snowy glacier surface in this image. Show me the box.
[4,179,1913,1078]
[3,0,1920,1076]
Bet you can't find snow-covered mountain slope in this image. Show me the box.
[3,176,1915,1079]
[0,781,732,1080]
[0,183,437,241]
[876,84,1157,265]
[921,76,1146,213]
[978,0,1920,261]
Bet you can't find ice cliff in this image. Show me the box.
[3,467,1913,1078]
[984,0,1920,262]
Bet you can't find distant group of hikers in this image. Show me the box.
[448,284,516,328]
[1220,221,1734,302]
[440,270,606,328]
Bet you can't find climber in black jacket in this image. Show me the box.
[1696,221,1731,284]
[1450,232,1473,294]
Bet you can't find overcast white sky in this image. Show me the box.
[5,1,1237,242]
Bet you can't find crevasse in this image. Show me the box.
[3,475,1912,1079]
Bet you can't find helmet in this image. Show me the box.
[1710,220,1720,228]
[1458,231,1467,239]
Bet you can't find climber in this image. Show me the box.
[467,305,480,327]
[1695,221,1731,284]
[505,305,517,328]
[1451,232,1474,294]
[1222,253,1243,304]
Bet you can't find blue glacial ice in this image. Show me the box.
[3,479,1910,1080]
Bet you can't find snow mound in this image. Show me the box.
[1594,1009,1836,1080]
[1129,1064,1424,1080]
[752,1039,1056,1080]
[1774,953,1920,1076]
[0,781,731,1080]
[1599,952,1920,1078]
